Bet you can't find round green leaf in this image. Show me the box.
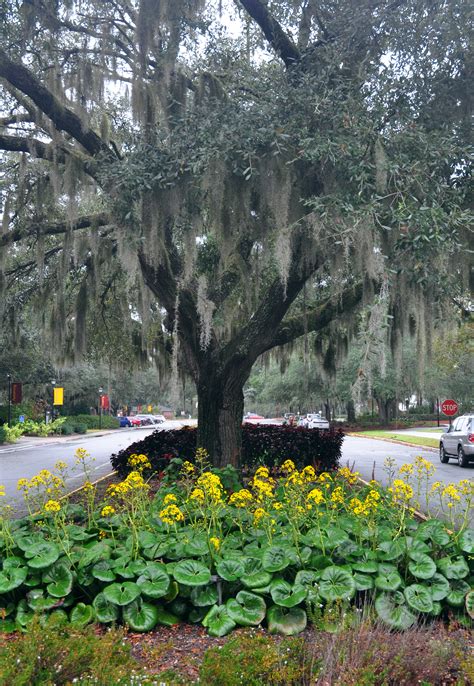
[351,560,378,574]
[156,607,180,626]
[375,564,403,592]
[416,520,450,546]
[16,534,43,552]
[202,605,236,637]
[323,527,350,550]
[446,579,470,607]
[16,599,34,629]
[42,561,73,598]
[377,540,405,561]
[167,598,189,618]
[408,553,436,580]
[26,589,58,612]
[216,558,245,582]
[3,556,24,570]
[424,573,450,601]
[458,529,474,555]
[184,536,209,556]
[353,573,374,591]
[191,584,218,607]
[437,556,469,580]
[25,541,60,569]
[294,570,319,587]
[102,582,141,606]
[78,542,111,569]
[226,591,266,626]
[262,546,291,573]
[93,592,120,623]
[164,580,179,602]
[465,590,474,619]
[123,599,159,632]
[0,566,27,593]
[267,605,307,636]
[92,560,116,582]
[319,566,355,602]
[270,579,307,608]
[241,558,272,589]
[70,603,95,627]
[404,584,434,614]
[137,564,170,599]
[375,593,417,630]
[173,559,211,587]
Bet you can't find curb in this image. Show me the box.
[348,433,438,453]
[60,470,117,503]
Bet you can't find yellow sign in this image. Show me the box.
[53,387,64,405]
[147,404,152,412]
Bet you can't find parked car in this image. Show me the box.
[243,412,265,421]
[439,414,474,467]
[135,414,161,426]
[153,414,166,424]
[299,413,330,430]
[118,416,131,427]
[128,416,142,427]
[283,413,297,426]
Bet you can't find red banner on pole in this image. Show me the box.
[11,383,22,404]
[100,394,110,410]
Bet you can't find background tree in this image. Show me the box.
[0,0,471,465]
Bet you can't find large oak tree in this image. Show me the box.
[0,0,471,465]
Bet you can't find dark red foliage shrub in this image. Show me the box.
[110,425,343,476]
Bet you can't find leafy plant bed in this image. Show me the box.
[0,450,472,643]
[110,424,344,477]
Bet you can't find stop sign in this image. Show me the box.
[441,399,458,416]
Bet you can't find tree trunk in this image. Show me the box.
[197,369,246,468]
[346,399,356,422]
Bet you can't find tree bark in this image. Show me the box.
[346,399,356,422]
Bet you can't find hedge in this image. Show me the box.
[62,415,120,430]
[110,424,344,477]
[0,426,6,444]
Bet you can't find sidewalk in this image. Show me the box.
[0,429,119,451]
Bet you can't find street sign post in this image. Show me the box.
[441,399,458,417]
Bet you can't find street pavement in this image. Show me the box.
[1,424,472,518]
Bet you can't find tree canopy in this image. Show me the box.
[0,0,472,464]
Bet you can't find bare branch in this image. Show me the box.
[1,212,111,247]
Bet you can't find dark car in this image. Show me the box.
[118,416,131,427]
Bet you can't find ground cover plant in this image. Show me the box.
[110,424,344,476]
[0,449,472,643]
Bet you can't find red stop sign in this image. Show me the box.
[441,399,458,416]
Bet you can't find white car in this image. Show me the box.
[301,413,330,430]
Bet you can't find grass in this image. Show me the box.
[355,430,440,448]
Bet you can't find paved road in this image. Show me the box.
[1,427,471,518]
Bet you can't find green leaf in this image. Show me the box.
[184,535,209,556]
[226,591,266,626]
[465,590,474,619]
[24,541,60,569]
[156,607,180,626]
[167,598,189,618]
[375,564,403,592]
[26,589,58,612]
[458,529,474,555]
[78,542,111,569]
[416,520,450,546]
[437,556,469,580]
[408,554,436,580]
[16,534,43,552]
[270,579,307,608]
[377,540,405,561]
[318,566,355,602]
[164,580,179,602]
[353,573,374,591]
[70,603,95,627]
[446,580,470,607]
[404,584,434,613]
[351,560,378,574]
[93,592,120,623]
[202,605,236,637]
[191,584,218,607]
[216,558,245,582]
[137,563,170,599]
[241,558,272,589]
[294,570,319,587]
[375,593,417,630]
[173,559,211,587]
[424,573,450,601]
[262,546,291,573]
[15,599,34,629]
[102,582,141,606]
[42,560,73,598]
[92,560,116,582]
[267,605,307,636]
[0,565,27,593]
[123,599,159,632]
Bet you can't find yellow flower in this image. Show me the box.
[189,488,205,503]
[338,467,359,485]
[83,481,94,493]
[228,489,253,508]
[163,493,178,505]
[101,505,116,517]
[307,488,325,505]
[159,504,185,525]
[182,461,195,474]
[441,484,461,503]
[273,501,283,510]
[75,447,91,464]
[55,461,68,471]
[127,453,152,471]
[209,537,220,551]
[280,459,296,474]
[254,466,270,480]
[253,508,266,525]
[124,471,148,490]
[399,463,414,476]
[0,485,5,497]
[44,500,61,513]
[99,530,107,539]
[318,472,333,483]
[302,465,316,482]
[414,456,435,476]
[17,478,29,492]
[286,470,304,486]
[330,486,344,506]
[196,472,224,503]
[431,481,442,493]
[389,479,414,504]
[252,477,275,500]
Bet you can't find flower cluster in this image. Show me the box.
[159,503,185,525]
[388,479,414,505]
[196,472,224,503]
[101,505,116,517]
[127,453,152,472]
[43,499,61,513]
[338,467,359,485]
[228,489,253,508]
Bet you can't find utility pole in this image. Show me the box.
[7,374,11,427]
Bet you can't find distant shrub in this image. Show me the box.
[0,426,6,444]
[110,424,343,476]
[59,423,74,435]
[63,414,120,430]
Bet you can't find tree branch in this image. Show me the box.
[237,0,301,67]
[1,212,110,247]
[265,282,363,352]
[0,47,115,159]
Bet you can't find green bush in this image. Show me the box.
[72,423,87,434]
[58,423,74,435]
[62,414,120,430]
[0,615,143,686]
[0,426,6,444]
